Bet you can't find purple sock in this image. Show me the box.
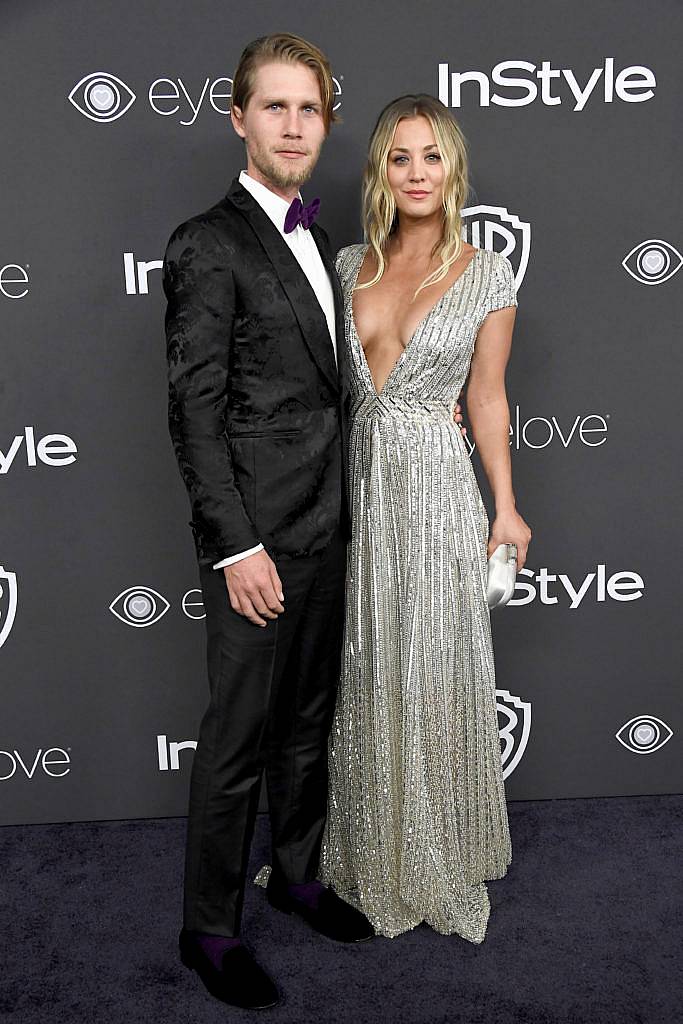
[287,879,326,910]
[194,932,241,970]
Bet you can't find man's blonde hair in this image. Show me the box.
[232,33,339,134]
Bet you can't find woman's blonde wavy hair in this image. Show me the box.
[358,94,469,298]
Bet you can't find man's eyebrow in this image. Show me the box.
[261,97,322,106]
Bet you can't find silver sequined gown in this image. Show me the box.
[318,243,518,943]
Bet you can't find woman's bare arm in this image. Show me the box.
[465,306,532,568]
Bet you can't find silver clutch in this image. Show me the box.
[487,543,518,609]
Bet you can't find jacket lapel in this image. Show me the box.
[310,223,348,399]
[225,178,340,395]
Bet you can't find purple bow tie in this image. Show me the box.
[284,196,321,234]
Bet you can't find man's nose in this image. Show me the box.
[283,111,303,137]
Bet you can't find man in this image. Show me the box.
[162,33,372,1011]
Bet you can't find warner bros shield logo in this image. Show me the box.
[461,205,531,290]
[0,566,18,649]
[497,689,532,779]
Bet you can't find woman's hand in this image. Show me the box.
[487,510,532,570]
[453,394,466,438]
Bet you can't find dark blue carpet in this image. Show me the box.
[1,795,681,1023]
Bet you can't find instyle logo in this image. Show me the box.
[461,205,530,289]
[615,716,673,754]
[510,564,644,609]
[1,263,29,299]
[0,428,77,475]
[497,690,531,779]
[0,566,18,649]
[158,704,530,776]
[71,73,343,126]
[157,734,197,771]
[622,240,682,285]
[438,58,656,110]
[0,746,71,781]
[124,252,163,294]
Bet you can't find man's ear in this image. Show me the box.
[230,105,245,138]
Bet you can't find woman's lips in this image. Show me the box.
[405,191,430,198]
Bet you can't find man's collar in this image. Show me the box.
[238,170,302,235]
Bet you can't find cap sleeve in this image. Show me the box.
[486,254,518,314]
[335,244,365,292]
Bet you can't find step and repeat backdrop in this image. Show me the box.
[1,2,681,825]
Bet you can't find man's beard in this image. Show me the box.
[249,141,319,190]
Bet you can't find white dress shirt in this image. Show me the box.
[213,170,337,571]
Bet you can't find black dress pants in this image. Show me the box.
[183,525,346,936]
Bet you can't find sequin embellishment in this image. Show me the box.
[318,244,518,944]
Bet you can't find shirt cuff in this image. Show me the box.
[213,544,264,570]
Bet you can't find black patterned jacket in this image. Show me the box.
[163,177,350,567]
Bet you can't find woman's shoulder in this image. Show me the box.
[475,245,508,267]
[334,242,367,276]
[478,247,518,310]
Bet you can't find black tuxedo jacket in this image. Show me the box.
[163,177,350,568]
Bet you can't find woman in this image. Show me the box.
[318,94,532,944]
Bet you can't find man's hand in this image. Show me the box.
[453,393,467,437]
[224,550,284,627]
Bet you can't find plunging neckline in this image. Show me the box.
[348,244,480,397]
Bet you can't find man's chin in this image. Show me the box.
[264,157,315,190]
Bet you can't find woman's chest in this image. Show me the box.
[351,273,436,351]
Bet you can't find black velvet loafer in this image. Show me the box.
[266,878,375,943]
[179,929,279,1010]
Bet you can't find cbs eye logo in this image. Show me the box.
[109,586,169,628]
[615,715,673,755]
[68,73,136,123]
[622,239,682,285]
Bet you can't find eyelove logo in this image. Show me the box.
[70,72,343,126]
[110,587,170,628]
[109,586,205,625]
[181,590,205,620]
[615,716,673,754]
[511,564,644,608]
[0,427,78,475]
[464,405,609,455]
[0,746,71,781]
[622,239,682,285]
[438,58,656,110]
[68,72,136,122]
[1,263,29,299]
